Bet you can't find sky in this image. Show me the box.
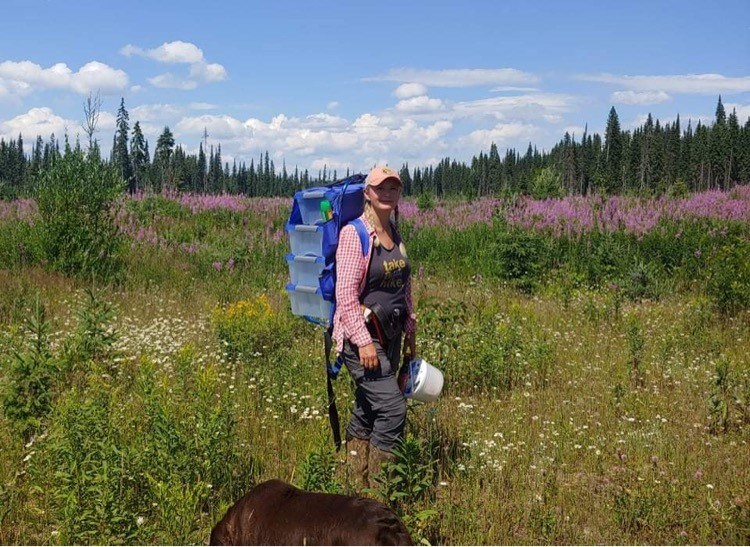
[1,0,749,174]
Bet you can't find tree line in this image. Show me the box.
[1,96,748,200]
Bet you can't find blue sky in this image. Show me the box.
[1,0,749,173]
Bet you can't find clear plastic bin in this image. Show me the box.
[286,283,332,322]
[285,254,325,287]
[286,223,324,256]
[296,189,327,225]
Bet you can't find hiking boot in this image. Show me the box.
[345,436,370,491]
[368,444,396,490]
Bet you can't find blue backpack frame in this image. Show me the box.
[286,174,372,450]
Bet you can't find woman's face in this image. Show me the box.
[365,179,402,215]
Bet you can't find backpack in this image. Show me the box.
[285,174,370,450]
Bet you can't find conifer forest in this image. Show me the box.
[0,97,748,199]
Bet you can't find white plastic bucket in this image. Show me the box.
[405,358,444,402]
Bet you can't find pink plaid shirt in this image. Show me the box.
[332,214,417,352]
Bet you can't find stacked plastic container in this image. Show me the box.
[285,175,366,325]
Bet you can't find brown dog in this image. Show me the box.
[210,479,412,545]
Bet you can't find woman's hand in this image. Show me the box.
[358,342,379,370]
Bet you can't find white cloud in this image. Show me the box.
[327,101,340,110]
[0,107,72,141]
[453,93,574,122]
[299,113,349,129]
[612,90,671,105]
[368,68,539,88]
[394,83,428,99]
[121,41,204,64]
[147,41,204,64]
[189,62,227,82]
[70,62,129,95]
[0,107,119,152]
[122,40,227,89]
[165,109,454,170]
[457,123,541,153]
[395,95,444,113]
[458,122,539,150]
[175,114,246,140]
[579,73,750,94]
[0,60,128,97]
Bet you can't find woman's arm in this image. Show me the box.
[335,224,372,348]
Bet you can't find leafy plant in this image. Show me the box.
[35,150,126,281]
[373,437,434,508]
[61,288,120,371]
[371,437,438,545]
[1,297,57,440]
[40,372,142,544]
[299,448,340,494]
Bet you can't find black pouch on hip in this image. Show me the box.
[369,302,404,342]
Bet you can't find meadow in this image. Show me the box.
[1,172,749,544]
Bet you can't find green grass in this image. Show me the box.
[0,196,749,545]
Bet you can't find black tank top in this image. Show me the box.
[362,232,411,319]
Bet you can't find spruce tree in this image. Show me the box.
[114,98,133,191]
[710,96,728,188]
[130,122,149,193]
[153,126,175,191]
[198,143,207,192]
[602,107,623,193]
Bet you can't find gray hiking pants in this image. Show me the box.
[341,336,406,452]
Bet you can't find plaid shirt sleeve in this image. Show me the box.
[335,223,372,348]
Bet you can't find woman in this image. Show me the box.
[331,166,417,489]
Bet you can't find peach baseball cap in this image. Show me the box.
[365,166,402,187]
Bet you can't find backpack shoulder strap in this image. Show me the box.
[349,217,370,257]
[324,330,342,451]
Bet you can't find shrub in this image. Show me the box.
[35,150,126,281]
[416,193,435,211]
[530,167,564,199]
[705,241,750,316]
[492,226,549,293]
[212,294,291,357]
